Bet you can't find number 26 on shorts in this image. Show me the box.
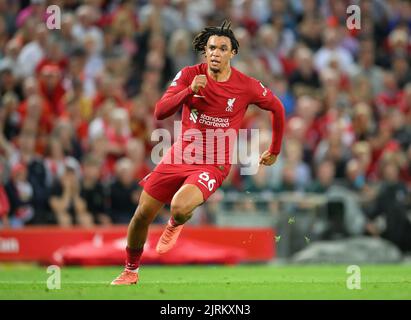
[198,172,216,192]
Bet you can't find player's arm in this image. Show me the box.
[154,68,207,120]
[251,80,286,166]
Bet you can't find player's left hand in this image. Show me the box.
[259,150,277,166]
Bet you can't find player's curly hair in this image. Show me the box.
[192,20,239,55]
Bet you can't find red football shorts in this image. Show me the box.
[139,164,227,204]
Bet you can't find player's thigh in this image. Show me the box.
[184,169,223,203]
[170,184,204,215]
[171,169,224,214]
[140,170,186,205]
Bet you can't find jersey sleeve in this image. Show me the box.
[250,79,285,155]
[154,67,195,120]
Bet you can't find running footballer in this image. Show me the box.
[111,21,285,285]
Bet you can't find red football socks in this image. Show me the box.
[125,246,143,271]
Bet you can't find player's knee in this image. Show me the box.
[170,202,192,223]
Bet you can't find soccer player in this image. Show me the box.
[111,21,285,285]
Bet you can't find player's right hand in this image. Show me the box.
[190,75,207,93]
[259,150,278,166]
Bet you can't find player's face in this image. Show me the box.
[205,35,235,73]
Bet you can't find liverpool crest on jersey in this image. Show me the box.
[225,98,236,112]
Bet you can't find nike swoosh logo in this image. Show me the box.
[193,95,205,98]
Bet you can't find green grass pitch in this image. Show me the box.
[0,264,410,300]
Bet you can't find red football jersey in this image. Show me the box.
[153,63,285,177]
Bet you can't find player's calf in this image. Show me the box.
[129,206,154,229]
[110,191,164,285]
[127,193,164,249]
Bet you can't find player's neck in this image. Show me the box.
[207,66,232,82]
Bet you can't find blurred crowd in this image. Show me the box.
[0,0,410,250]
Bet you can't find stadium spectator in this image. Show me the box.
[37,64,66,116]
[291,95,321,159]
[268,74,295,116]
[314,27,354,74]
[125,138,151,181]
[244,164,272,193]
[88,98,114,142]
[172,0,205,33]
[296,11,323,51]
[234,0,260,37]
[0,15,8,55]
[0,59,22,100]
[8,130,49,222]
[108,157,139,224]
[16,23,48,78]
[314,124,350,179]
[1,92,20,141]
[274,163,300,193]
[105,107,131,173]
[49,158,94,227]
[231,27,265,80]
[0,39,23,79]
[92,75,126,111]
[401,145,411,188]
[44,137,81,187]
[266,0,296,59]
[35,39,68,76]
[5,162,35,227]
[391,54,411,89]
[289,46,320,96]
[144,32,174,89]
[283,138,311,189]
[0,129,12,181]
[127,96,154,142]
[366,162,411,252]
[58,78,93,145]
[387,28,410,58]
[168,29,196,76]
[82,33,105,99]
[400,82,411,114]
[351,102,376,141]
[86,135,111,183]
[306,160,336,194]
[375,71,404,117]
[16,0,47,28]
[344,158,367,193]
[55,13,77,54]
[72,5,104,54]
[108,0,138,56]
[389,108,411,151]
[101,26,123,60]
[351,39,384,96]
[256,25,283,76]
[80,154,110,225]
[52,119,83,161]
[18,94,53,157]
[0,160,10,228]
[139,0,182,37]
